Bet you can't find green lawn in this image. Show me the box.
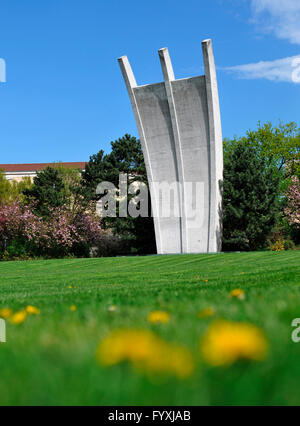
[0,251,299,406]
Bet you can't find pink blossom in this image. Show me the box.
[285,177,300,226]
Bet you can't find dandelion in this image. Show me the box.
[0,308,13,319]
[68,286,73,289]
[230,289,245,300]
[198,307,215,319]
[26,305,40,315]
[204,279,209,283]
[201,320,268,366]
[70,305,77,312]
[10,310,27,325]
[97,329,194,379]
[148,311,170,324]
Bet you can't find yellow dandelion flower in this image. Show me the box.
[142,341,194,379]
[204,279,209,283]
[201,320,268,366]
[148,311,170,324]
[97,329,194,379]
[26,305,40,315]
[68,286,73,289]
[10,310,27,325]
[98,329,157,366]
[70,305,77,312]
[230,289,245,300]
[198,307,215,319]
[0,308,13,319]
[108,305,117,312]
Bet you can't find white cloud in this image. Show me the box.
[225,55,300,84]
[223,1,300,84]
[251,0,300,45]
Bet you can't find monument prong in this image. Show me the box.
[202,39,223,252]
[118,54,164,254]
[118,56,137,90]
[158,48,175,82]
[159,47,187,253]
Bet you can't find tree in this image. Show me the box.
[222,143,280,251]
[23,165,85,216]
[284,176,300,244]
[23,167,66,216]
[81,134,156,254]
[224,121,300,246]
[51,164,83,214]
[224,121,300,173]
[0,171,32,205]
[0,172,11,205]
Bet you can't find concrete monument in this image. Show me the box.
[118,39,223,254]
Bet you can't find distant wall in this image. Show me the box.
[4,172,36,182]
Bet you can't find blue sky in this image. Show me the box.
[0,0,299,164]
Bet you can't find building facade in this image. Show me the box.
[0,162,87,182]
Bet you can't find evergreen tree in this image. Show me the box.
[81,135,156,254]
[24,167,66,216]
[222,143,280,251]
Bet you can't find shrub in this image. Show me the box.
[284,176,300,244]
[283,239,296,251]
[269,240,285,252]
[0,202,102,260]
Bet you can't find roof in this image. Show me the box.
[0,162,87,173]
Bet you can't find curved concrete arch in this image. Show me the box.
[118,39,223,254]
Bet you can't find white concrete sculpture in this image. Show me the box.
[118,39,223,254]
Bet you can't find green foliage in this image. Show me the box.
[81,134,156,254]
[23,167,66,216]
[81,134,147,197]
[283,239,296,251]
[50,164,83,213]
[223,121,300,247]
[3,238,31,260]
[222,143,280,251]
[0,171,32,205]
[224,121,300,172]
[0,171,11,204]
[23,165,83,216]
